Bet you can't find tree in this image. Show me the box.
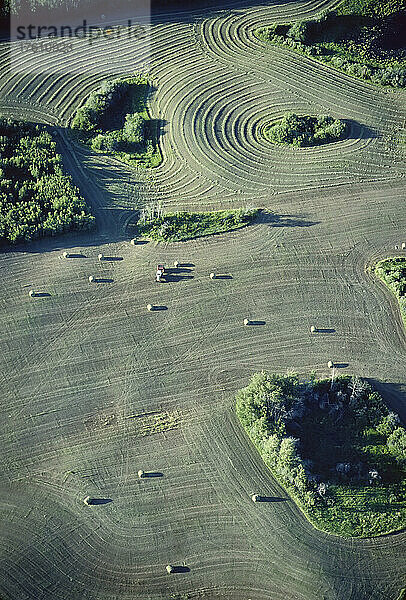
[388,427,406,463]
[123,113,145,145]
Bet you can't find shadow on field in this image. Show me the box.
[169,566,190,573]
[255,496,288,503]
[247,320,266,326]
[88,498,113,505]
[101,256,123,262]
[316,328,336,334]
[334,362,349,369]
[215,274,233,280]
[95,278,114,283]
[261,213,320,228]
[343,119,379,141]
[67,253,87,259]
[165,267,194,282]
[150,305,168,311]
[367,379,406,422]
[143,472,164,478]
[33,292,51,297]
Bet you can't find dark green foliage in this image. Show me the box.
[255,0,406,88]
[71,76,160,168]
[375,257,406,326]
[264,113,347,147]
[388,428,406,463]
[123,113,145,145]
[0,119,94,245]
[136,208,258,242]
[236,372,406,536]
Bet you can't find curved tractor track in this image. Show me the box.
[0,0,406,599]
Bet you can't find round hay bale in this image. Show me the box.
[29,290,35,297]
[310,325,317,333]
[402,242,406,250]
[210,272,216,279]
[251,494,259,502]
[88,275,95,283]
[98,253,104,261]
[174,261,179,268]
[244,318,250,326]
[62,251,69,258]
[395,245,399,250]
[328,360,334,369]
[147,304,153,311]
[130,238,137,246]
[138,470,145,478]
[83,496,91,505]
[166,565,175,574]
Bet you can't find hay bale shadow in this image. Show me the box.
[143,472,164,478]
[35,292,51,297]
[178,263,195,268]
[249,320,266,326]
[215,274,233,280]
[317,328,335,334]
[69,253,87,259]
[102,257,123,262]
[151,305,168,311]
[88,498,113,505]
[256,496,288,503]
[334,362,349,369]
[170,566,190,573]
[95,278,114,284]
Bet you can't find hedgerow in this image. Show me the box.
[375,257,406,327]
[135,206,258,242]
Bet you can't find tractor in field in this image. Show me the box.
[156,264,165,282]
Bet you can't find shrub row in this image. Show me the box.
[136,207,258,242]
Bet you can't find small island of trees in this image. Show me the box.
[236,371,406,537]
[71,76,161,168]
[263,113,347,147]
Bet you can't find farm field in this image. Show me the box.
[0,0,406,599]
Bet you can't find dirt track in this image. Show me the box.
[0,0,406,598]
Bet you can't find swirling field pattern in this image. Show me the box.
[0,0,405,599]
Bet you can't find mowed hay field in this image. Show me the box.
[1,0,406,599]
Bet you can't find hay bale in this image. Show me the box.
[166,565,175,574]
[29,290,35,297]
[130,238,137,246]
[328,360,334,369]
[174,261,179,268]
[138,470,145,478]
[395,245,399,250]
[147,304,153,311]
[244,318,250,326]
[210,272,216,279]
[402,242,406,250]
[310,325,317,333]
[88,275,95,283]
[62,251,69,258]
[251,494,260,502]
[83,496,91,505]
[98,253,104,261]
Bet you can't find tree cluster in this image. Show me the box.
[0,119,94,245]
[264,113,347,147]
[236,372,406,510]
